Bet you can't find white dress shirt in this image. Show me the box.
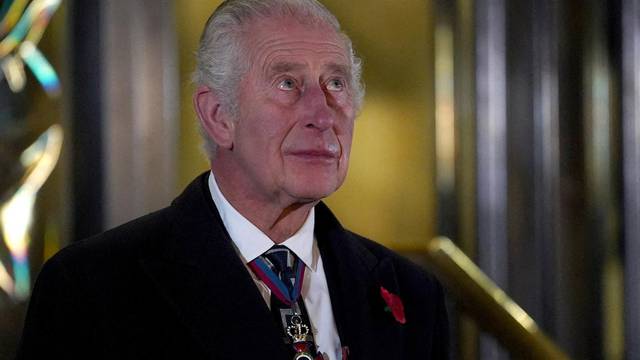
[208,172,342,359]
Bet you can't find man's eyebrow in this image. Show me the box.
[268,62,306,75]
[325,63,351,78]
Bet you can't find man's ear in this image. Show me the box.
[193,85,235,149]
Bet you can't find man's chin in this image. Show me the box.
[285,181,341,203]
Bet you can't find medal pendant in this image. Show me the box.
[292,340,314,360]
[293,352,314,360]
[286,315,310,343]
[287,315,314,360]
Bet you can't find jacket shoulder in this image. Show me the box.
[40,206,177,293]
[56,207,171,262]
[346,230,438,284]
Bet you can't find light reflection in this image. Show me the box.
[0,260,15,297]
[0,125,63,300]
[0,0,29,37]
[0,54,26,92]
[0,0,61,95]
[19,41,59,93]
[435,22,456,193]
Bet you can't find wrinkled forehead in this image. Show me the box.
[240,15,351,70]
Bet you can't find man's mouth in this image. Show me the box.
[285,149,339,162]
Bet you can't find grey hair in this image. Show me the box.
[193,0,364,160]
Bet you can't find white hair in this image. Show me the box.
[193,0,364,160]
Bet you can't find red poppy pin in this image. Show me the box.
[341,346,350,360]
[380,286,406,324]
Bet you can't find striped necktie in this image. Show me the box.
[249,245,322,360]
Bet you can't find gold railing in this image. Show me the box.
[423,236,570,359]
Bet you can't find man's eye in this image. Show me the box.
[326,78,344,91]
[277,78,296,90]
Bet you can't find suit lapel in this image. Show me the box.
[139,174,289,358]
[135,174,404,358]
[315,203,404,359]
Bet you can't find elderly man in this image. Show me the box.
[17,0,448,359]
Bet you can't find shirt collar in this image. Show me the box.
[208,171,317,271]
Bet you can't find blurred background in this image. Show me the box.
[0,0,638,359]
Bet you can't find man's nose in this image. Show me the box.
[301,84,335,131]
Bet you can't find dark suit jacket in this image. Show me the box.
[17,173,448,359]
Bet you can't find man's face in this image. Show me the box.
[225,17,357,205]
